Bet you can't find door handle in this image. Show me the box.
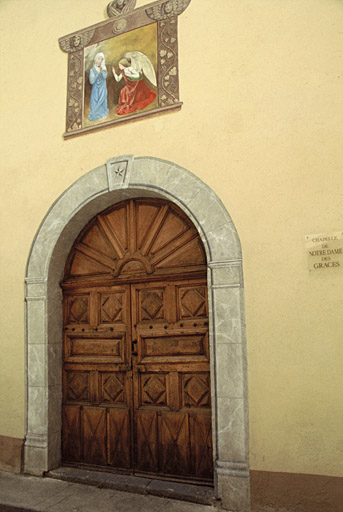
[131,339,137,356]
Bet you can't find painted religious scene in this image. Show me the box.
[84,23,158,126]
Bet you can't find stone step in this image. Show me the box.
[47,467,217,507]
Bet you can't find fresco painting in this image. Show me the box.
[88,52,109,121]
[84,23,158,126]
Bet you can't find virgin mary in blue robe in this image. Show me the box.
[88,52,109,121]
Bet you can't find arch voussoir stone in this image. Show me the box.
[25,156,250,512]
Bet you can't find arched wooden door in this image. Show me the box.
[61,198,213,484]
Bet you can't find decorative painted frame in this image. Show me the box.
[59,0,191,139]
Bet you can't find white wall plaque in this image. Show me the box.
[305,231,343,271]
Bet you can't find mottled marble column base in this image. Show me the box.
[24,432,60,475]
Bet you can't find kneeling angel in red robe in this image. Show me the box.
[112,51,157,115]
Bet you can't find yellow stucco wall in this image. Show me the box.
[0,0,342,477]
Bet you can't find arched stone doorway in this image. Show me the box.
[24,156,250,511]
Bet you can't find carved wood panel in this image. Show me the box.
[135,411,159,473]
[100,372,128,405]
[62,199,212,484]
[131,278,213,482]
[160,413,191,476]
[64,371,90,403]
[83,407,107,466]
[191,413,214,479]
[67,295,89,324]
[107,409,131,468]
[182,373,211,408]
[62,284,132,470]
[140,373,168,407]
[138,288,166,321]
[178,284,208,319]
[63,198,206,282]
[100,291,125,324]
[62,405,81,462]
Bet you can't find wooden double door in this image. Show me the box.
[61,198,213,483]
[62,277,213,483]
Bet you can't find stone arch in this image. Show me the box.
[24,156,250,511]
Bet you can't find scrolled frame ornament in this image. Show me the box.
[158,18,179,106]
[66,51,83,132]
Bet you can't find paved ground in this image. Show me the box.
[0,471,213,512]
[0,470,286,512]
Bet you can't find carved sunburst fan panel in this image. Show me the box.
[63,198,206,282]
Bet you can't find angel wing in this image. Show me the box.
[124,51,157,87]
[145,0,191,20]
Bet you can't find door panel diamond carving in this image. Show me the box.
[100,293,124,323]
[183,374,210,408]
[141,374,167,406]
[140,290,164,320]
[101,373,126,404]
[68,295,89,324]
[179,286,207,319]
[65,371,90,403]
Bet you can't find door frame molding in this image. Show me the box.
[24,156,250,511]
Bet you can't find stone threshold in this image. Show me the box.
[47,467,217,506]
